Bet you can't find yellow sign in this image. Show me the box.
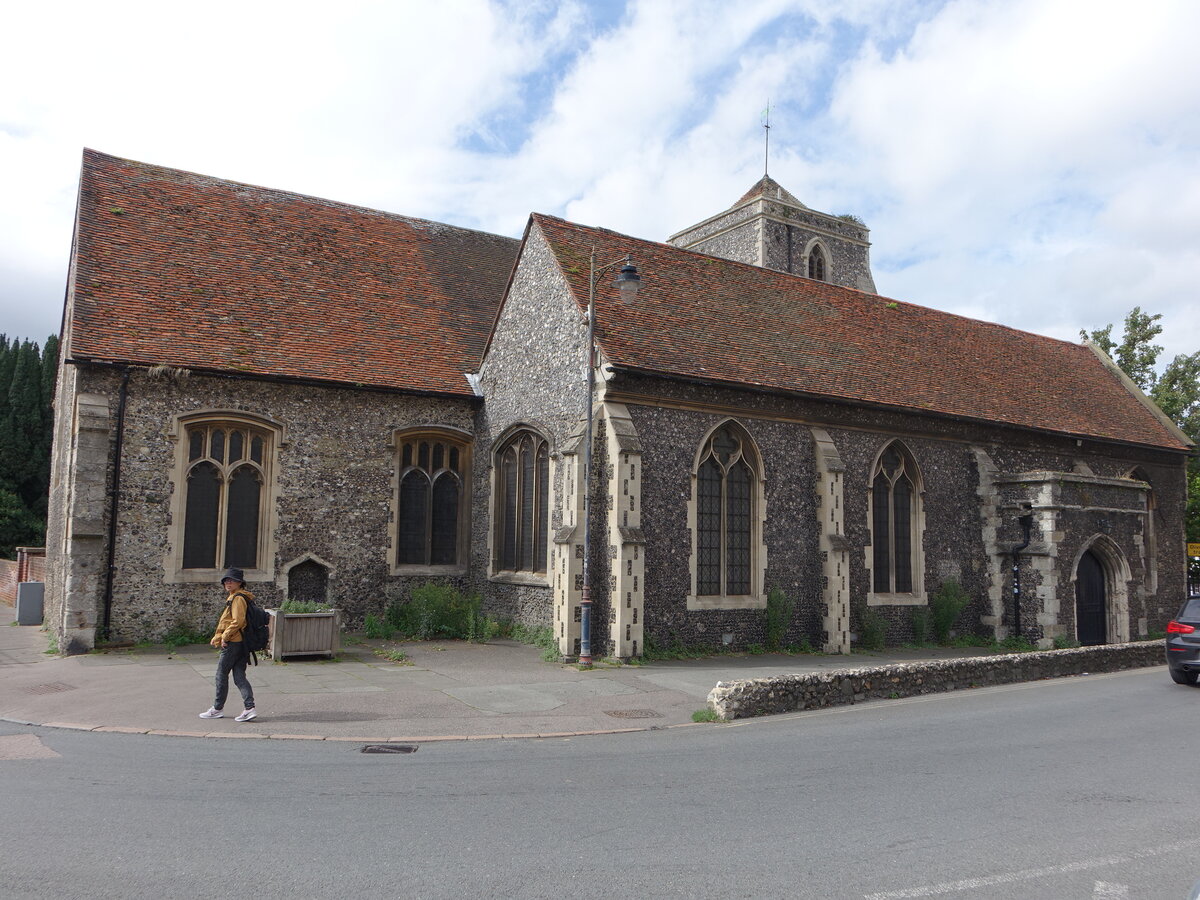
[1189,543,1200,558]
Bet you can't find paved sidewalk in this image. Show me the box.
[0,623,995,742]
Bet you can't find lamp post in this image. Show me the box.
[578,249,639,667]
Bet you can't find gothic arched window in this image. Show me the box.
[395,431,470,568]
[494,430,549,574]
[807,244,828,282]
[695,423,761,598]
[870,442,921,595]
[181,420,274,573]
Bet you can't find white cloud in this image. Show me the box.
[1,0,1197,368]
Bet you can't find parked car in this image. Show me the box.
[1166,597,1200,685]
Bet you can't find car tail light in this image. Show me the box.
[1167,620,1195,634]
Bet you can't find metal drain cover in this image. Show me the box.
[360,744,418,754]
[26,682,76,695]
[603,709,663,719]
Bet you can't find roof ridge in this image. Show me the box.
[531,213,1186,451]
[534,211,1098,356]
[83,148,516,244]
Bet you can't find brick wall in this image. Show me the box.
[0,549,46,606]
[0,560,16,607]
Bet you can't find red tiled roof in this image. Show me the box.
[533,214,1189,451]
[69,150,519,396]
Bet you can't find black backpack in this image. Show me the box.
[231,593,271,663]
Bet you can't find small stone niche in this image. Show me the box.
[287,558,330,605]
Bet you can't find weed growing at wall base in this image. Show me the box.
[764,587,795,651]
[162,622,211,650]
[931,580,970,643]
[858,610,887,651]
[504,623,559,661]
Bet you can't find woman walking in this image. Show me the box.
[199,567,258,722]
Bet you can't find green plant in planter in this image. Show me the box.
[279,599,331,614]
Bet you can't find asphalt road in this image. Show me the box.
[1,667,1196,899]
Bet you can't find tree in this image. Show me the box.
[1081,306,1165,393]
[1084,311,1200,578]
[0,335,58,557]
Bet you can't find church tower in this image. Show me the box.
[667,175,876,294]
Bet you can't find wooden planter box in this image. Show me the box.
[266,609,341,660]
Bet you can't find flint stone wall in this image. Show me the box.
[707,641,1165,720]
[50,364,480,646]
[474,223,590,628]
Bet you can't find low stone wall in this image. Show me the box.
[707,642,1166,721]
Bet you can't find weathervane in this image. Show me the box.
[761,101,771,176]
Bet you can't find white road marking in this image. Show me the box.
[0,733,61,760]
[862,839,1200,899]
[1093,882,1129,898]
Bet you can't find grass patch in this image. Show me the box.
[691,708,720,723]
[373,645,411,665]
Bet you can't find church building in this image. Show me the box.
[44,149,1192,657]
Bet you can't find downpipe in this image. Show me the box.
[100,367,130,644]
[1011,511,1033,640]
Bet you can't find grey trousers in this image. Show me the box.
[214,642,255,710]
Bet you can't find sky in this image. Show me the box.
[2,0,1198,365]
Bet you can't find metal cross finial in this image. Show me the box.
[761,101,771,176]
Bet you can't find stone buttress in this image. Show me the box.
[603,403,644,659]
[552,426,585,658]
[56,392,112,653]
[811,428,850,653]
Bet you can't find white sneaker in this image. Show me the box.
[199,708,223,719]
[234,708,257,722]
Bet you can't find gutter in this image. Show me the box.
[65,357,483,405]
[604,366,1191,456]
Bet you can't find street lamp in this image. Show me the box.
[579,249,639,667]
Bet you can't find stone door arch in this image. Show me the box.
[1075,550,1106,645]
[1070,536,1131,645]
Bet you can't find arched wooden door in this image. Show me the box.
[1075,550,1107,645]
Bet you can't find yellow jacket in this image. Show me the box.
[212,590,255,644]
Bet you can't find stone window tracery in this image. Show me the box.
[177,418,277,578]
[494,430,549,574]
[395,431,470,569]
[806,244,825,280]
[870,441,921,597]
[694,422,761,600]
